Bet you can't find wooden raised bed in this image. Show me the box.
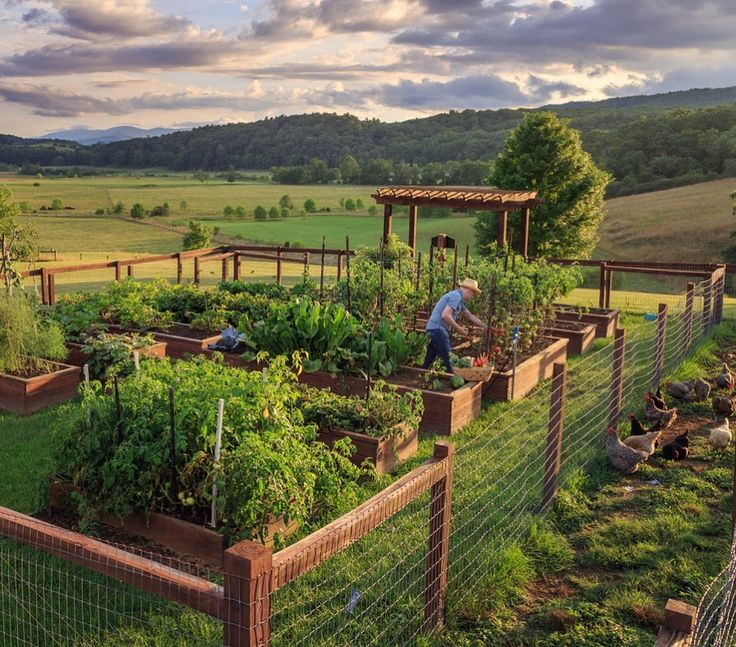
[554,305,619,338]
[65,340,168,367]
[150,324,221,359]
[545,321,596,356]
[49,479,297,566]
[0,363,80,415]
[483,336,568,401]
[317,425,419,475]
[299,367,484,436]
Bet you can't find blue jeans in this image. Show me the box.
[422,328,453,373]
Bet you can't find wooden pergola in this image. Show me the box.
[371,186,540,256]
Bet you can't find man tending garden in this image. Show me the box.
[422,278,487,373]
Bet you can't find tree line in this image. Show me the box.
[1,88,736,197]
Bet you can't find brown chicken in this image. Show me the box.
[607,428,649,474]
[662,430,690,460]
[713,394,736,417]
[715,363,734,390]
[644,394,678,427]
[665,380,694,401]
[692,378,711,402]
[623,430,661,456]
[653,386,668,410]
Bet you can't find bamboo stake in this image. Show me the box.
[210,398,224,529]
[345,236,352,311]
[379,237,385,319]
[83,364,91,430]
[465,244,470,268]
[169,386,177,509]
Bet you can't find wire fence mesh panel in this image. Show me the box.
[0,536,222,647]
[692,534,736,647]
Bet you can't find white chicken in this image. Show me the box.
[709,418,732,450]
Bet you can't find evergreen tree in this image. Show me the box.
[478,111,611,258]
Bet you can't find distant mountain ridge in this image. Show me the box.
[40,125,182,145]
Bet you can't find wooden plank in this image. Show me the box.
[270,452,450,590]
[655,627,691,647]
[664,599,696,634]
[0,506,224,619]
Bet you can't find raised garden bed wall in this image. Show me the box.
[65,341,168,367]
[317,426,419,475]
[483,336,568,401]
[0,363,81,416]
[48,479,297,567]
[554,306,620,338]
[150,326,220,359]
[545,322,596,356]
[299,367,484,436]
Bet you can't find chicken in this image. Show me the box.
[607,428,649,474]
[712,394,736,417]
[692,378,711,402]
[709,418,732,450]
[665,380,695,401]
[715,363,735,390]
[628,414,664,445]
[623,430,661,456]
[652,386,668,411]
[662,430,690,460]
[644,394,678,428]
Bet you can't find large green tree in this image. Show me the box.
[477,111,611,258]
[0,186,38,291]
[182,221,213,250]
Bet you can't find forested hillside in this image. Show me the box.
[2,86,736,196]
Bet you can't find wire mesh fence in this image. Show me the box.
[0,268,725,646]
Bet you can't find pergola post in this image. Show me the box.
[520,208,531,258]
[382,204,393,243]
[497,210,508,248]
[408,205,418,250]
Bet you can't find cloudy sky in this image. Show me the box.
[1,0,735,136]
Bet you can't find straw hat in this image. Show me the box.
[458,278,481,295]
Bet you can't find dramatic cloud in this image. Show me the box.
[0,82,131,117]
[49,0,192,40]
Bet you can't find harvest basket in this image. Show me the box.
[453,366,494,382]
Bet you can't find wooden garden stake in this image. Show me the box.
[169,386,177,509]
[83,364,91,430]
[464,244,469,268]
[211,398,224,529]
[366,332,373,402]
[113,375,122,445]
[319,236,326,302]
[414,251,422,330]
[452,245,458,286]
[428,245,435,305]
[133,350,140,375]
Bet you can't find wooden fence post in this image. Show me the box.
[424,441,454,630]
[223,541,272,647]
[542,363,566,512]
[608,328,625,430]
[127,265,133,278]
[336,251,342,282]
[598,262,606,309]
[40,267,48,305]
[684,282,694,351]
[47,273,56,306]
[276,247,282,286]
[715,270,725,325]
[176,252,183,284]
[653,303,667,390]
[605,265,613,309]
[703,276,713,332]
[194,257,201,286]
[233,254,241,281]
[115,261,122,281]
[222,257,229,282]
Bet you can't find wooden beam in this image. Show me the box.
[497,211,508,247]
[383,204,393,243]
[408,205,418,250]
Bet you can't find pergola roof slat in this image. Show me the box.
[371,185,539,210]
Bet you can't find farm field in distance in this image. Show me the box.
[3,172,736,263]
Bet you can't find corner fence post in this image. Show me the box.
[114,260,122,281]
[39,267,48,304]
[608,328,625,430]
[653,303,667,390]
[542,362,566,512]
[224,541,273,647]
[424,441,454,631]
[684,282,694,352]
[598,262,606,309]
[605,265,612,309]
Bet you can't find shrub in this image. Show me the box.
[254,205,267,220]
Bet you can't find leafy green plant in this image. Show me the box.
[189,309,232,333]
[298,380,423,439]
[80,333,158,380]
[53,354,366,543]
[217,280,287,300]
[244,298,362,372]
[360,315,425,377]
[422,360,447,391]
[0,293,66,374]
